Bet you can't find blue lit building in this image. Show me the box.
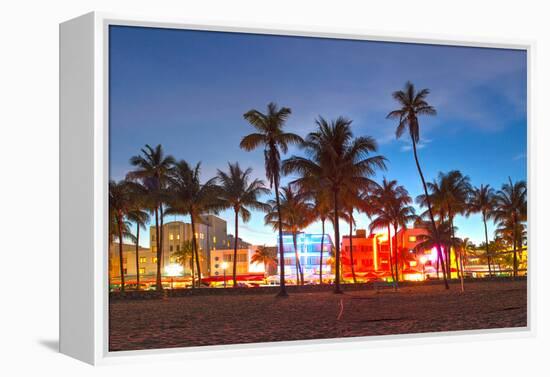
[277,232,334,280]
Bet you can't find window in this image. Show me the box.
[122,258,127,264]
[151,235,156,242]
[176,234,180,240]
[169,233,174,241]
[123,268,127,274]
[176,245,180,252]
[236,254,247,262]
[139,268,146,274]
[223,254,232,262]
[170,257,175,263]
[139,257,147,263]
[213,236,216,243]
[408,236,417,242]
[152,257,158,263]
[200,233,204,239]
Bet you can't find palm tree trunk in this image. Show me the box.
[190,215,202,286]
[274,179,287,297]
[512,218,518,278]
[393,224,400,283]
[292,232,304,285]
[436,254,440,279]
[135,224,140,290]
[483,213,492,277]
[160,203,165,286]
[118,216,125,293]
[333,188,343,294]
[450,217,464,292]
[348,213,357,284]
[411,136,449,289]
[154,207,162,291]
[319,219,325,285]
[387,225,397,290]
[233,209,239,287]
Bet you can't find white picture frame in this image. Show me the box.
[59,11,535,365]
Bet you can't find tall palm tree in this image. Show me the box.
[217,162,270,287]
[126,195,150,290]
[240,102,303,296]
[127,144,175,291]
[283,117,386,293]
[387,81,449,289]
[265,184,313,285]
[250,245,277,278]
[493,179,527,277]
[109,180,134,293]
[467,184,496,276]
[164,160,222,287]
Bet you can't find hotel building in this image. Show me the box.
[206,247,266,285]
[109,243,156,286]
[277,232,334,281]
[341,227,431,281]
[149,215,234,277]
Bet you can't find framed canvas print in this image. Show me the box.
[59,12,533,365]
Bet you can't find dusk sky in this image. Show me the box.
[109,25,527,248]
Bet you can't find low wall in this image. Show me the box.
[109,276,526,301]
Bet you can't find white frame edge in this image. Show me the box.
[59,11,535,365]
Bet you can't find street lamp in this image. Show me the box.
[419,256,428,281]
[221,262,228,288]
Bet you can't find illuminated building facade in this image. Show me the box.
[341,227,430,281]
[150,215,234,277]
[277,233,334,280]
[207,247,266,285]
[109,243,156,286]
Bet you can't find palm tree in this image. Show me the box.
[240,102,303,296]
[387,82,449,289]
[369,179,415,287]
[313,190,331,284]
[418,171,471,281]
[164,160,222,287]
[415,221,460,273]
[109,180,134,293]
[467,184,496,276]
[458,237,474,279]
[126,186,150,290]
[341,186,366,284]
[283,116,386,293]
[250,245,277,278]
[265,184,313,285]
[493,178,527,277]
[172,240,194,274]
[217,162,270,287]
[127,144,175,291]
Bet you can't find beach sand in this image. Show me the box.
[109,280,527,351]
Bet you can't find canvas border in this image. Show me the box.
[61,11,535,365]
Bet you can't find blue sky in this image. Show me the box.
[109,25,527,248]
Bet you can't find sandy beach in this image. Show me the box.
[109,279,527,351]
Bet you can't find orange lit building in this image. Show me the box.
[341,227,432,282]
